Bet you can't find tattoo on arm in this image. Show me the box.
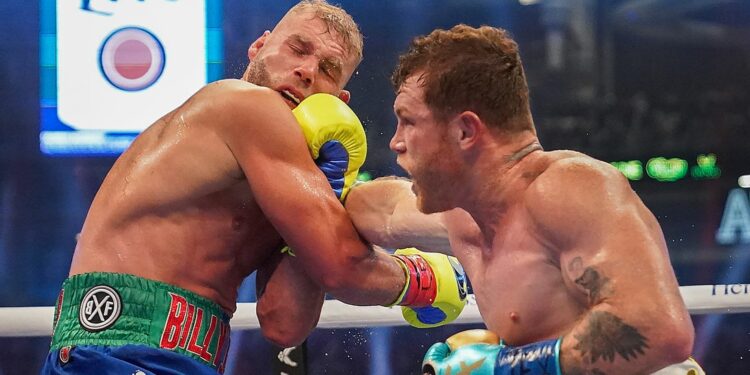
[574,311,649,364]
[568,257,612,305]
[564,258,648,373]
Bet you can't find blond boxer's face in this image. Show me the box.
[244,9,357,108]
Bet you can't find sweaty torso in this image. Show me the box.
[444,150,588,345]
[70,81,283,314]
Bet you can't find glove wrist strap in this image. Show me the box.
[391,254,437,307]
[495,338,562,375]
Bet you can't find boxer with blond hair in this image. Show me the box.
[41,3,466,373]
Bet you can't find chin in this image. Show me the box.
[416,195,451,214]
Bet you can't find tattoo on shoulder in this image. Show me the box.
[568,257,612,305]
[573,311,649,365]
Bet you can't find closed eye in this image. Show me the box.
[289,43,305,56]
[398,118,414,127]
[320,59,341,81]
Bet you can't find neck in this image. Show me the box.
[456,136,542,245]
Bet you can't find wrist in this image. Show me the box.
[390,253,436,307]
[495,338,562,375]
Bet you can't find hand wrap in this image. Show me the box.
[390,248,468,328]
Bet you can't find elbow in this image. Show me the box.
[258,311,314,348]
[261,325,310,348]
[257,302,316,348]
[652,318,695,368]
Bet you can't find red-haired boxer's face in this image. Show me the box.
[243,9,356,108]
[390,74,463,214]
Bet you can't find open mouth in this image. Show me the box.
[279,89,301,107]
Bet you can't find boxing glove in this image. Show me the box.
[292,93,366,201]
[423,330,561,375]
[390,248,468,328]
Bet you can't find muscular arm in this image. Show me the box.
[256,251,324,348]
[528,157,694,374]
[217,82,404,305]
[345,177,452,254]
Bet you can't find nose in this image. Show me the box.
[294,58,316,87]
[389,128,405,154]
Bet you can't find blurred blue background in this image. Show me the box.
[1,0,749,373]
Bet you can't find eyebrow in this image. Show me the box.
[289,34,344,81]
[394,107,410,118]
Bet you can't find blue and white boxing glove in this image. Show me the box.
[292,93,367,201]
[423,329,562,375]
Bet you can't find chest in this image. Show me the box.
[204,183,283,267]
[454,225,561,309]
[446,214,583,344]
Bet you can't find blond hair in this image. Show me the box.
[288,0,363,63]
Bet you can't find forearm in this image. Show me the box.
[315,243,406,306]
[425,316,691,375]
[346,177,451,253]
[558,305,692,374]
[256,252,325,347]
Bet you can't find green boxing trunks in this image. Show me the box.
[46,272,231,373]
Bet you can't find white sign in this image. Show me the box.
[57,0,207,131]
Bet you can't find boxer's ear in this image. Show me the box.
[338,90,351,104]
[455,111,483,150]
[248,30,271,60]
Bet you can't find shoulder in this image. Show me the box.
[200,80,297,136]
[201,79,285,112]
[524,151,633,243]
[535,151,626,193]
[528,150,628,199]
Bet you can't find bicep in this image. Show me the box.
[223,91,359,263]
[531,161,681,311]
[553,196,690,372]
[246,152,356,256]
[558,202,674,309]
[537,159,693,375]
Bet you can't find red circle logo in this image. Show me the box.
[99,27,165,91]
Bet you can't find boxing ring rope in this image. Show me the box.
[1,284,748,337]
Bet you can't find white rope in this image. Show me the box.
[1,284,748,337]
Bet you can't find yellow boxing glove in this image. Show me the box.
[390,248,468,328]
[422,330,504,375]
[292,93,367,201]
[444,329,500,350]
